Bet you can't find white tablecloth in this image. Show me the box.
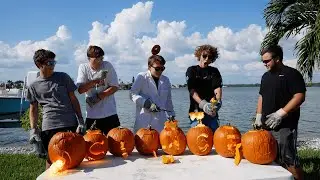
[37,149,293,180]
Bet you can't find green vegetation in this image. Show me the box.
[0,148,319,180]
[261,0,320,82]
[20,105,43,131]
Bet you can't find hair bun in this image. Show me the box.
[151,45,161,55]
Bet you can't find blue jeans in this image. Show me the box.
[190,113,220,133]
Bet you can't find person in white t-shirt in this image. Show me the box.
[76,45,120,135]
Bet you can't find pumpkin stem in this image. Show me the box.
[152,151,157,158]
[148,125,152,130]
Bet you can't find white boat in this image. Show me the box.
[0,71,39,116]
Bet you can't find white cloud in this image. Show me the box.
[1,1,319,84]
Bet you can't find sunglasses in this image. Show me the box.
[151,66,165,72]
[202,54,213,60]
[42,60,56,66]
[262,58,272,64]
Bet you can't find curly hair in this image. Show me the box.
[194,44,219,62]
[33,49,56,67]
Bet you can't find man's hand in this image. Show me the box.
[93,70,108,80]
[29,128,41,144]
[213,100,222,111]
[86,93,102,108]
[253,113,262,129]
[265,108,287,129]
[144,99,160,112]
[76,117,86,135]
[199,100,216,116]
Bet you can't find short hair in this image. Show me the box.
[148,55,166,66]
[87,45,104,58]
[194,44,219,62]
[260,45,283,61]
[33,49,56,65]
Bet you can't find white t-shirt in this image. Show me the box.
[76,61,119,119]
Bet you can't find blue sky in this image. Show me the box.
[0,0,319,84]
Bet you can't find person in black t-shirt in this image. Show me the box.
[254,45,306,180]
[186,44,222,133]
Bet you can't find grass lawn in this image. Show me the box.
[0,149,319,180]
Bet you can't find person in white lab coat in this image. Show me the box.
[130,45,175,133]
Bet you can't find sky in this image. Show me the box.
[0,0,319,85]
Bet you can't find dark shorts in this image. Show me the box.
[272,128,300,168]
[40,126,77,162]
[86,114,120,135]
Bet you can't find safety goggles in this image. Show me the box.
[151,66,165,72]
[42,60,56,66]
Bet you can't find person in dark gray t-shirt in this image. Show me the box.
[27,49,85,170]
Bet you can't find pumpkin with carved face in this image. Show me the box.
[107,127,135,158]
[159,119,187,155]
[241,129,277,164]
[84,129,108,161]
[187,112,213,155]
[135,125,159,156]
[213,124,241,158]
[48,132,86,171]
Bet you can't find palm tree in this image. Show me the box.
[261,0,320,82]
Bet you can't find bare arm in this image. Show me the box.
[256,95,262,114]
[29,102,39,129]
[98,86,118,99]
[77,79,100,94]
[190,89,202,104]
[69,91,84,124]
[214,87,222,101]
[283,93,305,113]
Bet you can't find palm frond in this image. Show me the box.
[296,14,320,81]
[264,0,299,27]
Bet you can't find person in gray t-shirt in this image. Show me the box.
[26,49,85,170]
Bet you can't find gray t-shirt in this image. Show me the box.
[26,72,78,131]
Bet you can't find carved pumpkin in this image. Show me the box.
[160,118,187,155]
[213,124,241,158]
[84,129,108,161]
[187,112,213,155]
[241,129,277,164]
[107,127,135,158]
[135,125,159,156]
[48,132,86,171]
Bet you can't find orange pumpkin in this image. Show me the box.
[107,127,135,158]
[83,129,108,161]
[241,129,277,164]
[135,125,160,156]
[187,112,213,155]
[159,119,187,155]
[48,132,86,171]
[213,124,241,158]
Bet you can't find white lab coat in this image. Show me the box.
[129,70,175,133]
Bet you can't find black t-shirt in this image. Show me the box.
[259,65,306,129]
[186,65,222,112]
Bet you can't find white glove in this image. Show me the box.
[76,117,86,135]
[253,113,262,129]
[93,70,108,80]
[199,100,216,116]
[86,93,102,108]
[29,128,41,144]
[265,108,287,129]
[144,99,160,112]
